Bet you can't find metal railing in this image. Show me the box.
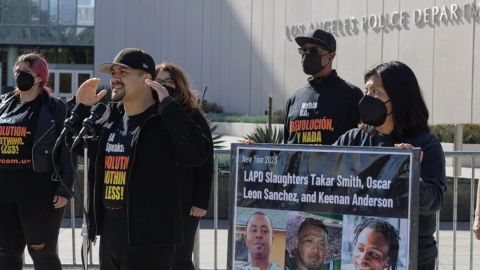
[22,149,480,270]
[193,149,230,270]
[435,151,480,270]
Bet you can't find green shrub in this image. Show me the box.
[205,109,285,124]
[463,124,480,144]
[244,125,284,143]
[216,154,230,171]
[271,110,285,124]
[430,124,454,143]
[207,113,268,123]
[201,100,223,113]
[429,124,480,143]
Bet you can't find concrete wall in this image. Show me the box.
[95,0,480,124]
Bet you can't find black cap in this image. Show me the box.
[99,48,156,79]
[295,29,336,52]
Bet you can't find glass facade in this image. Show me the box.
[0,45,94,64]
[0,0,94,46]
[0,0,95,95]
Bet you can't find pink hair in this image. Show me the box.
[15,53,52,95]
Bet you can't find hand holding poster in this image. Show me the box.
[228,144,420,270]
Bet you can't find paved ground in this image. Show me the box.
[24,138,480,269]
[22,220,480,270]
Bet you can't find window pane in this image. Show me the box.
[49,0,58,24]
[77,0,94,26]
[57,47,71,63]
[39,26,58,43]
[40,0,50,24]
[59,27,76,44]
[78,0,93,5]
[84,47,94,64]
[47,72,55,91]
[76,27,93,45]
[20,27,33,43]
[18,47,36,56]
[4,0,30,24]
[58,0,76,25]
[59,72,71,93]
[42,47,58,63]
[77,73,90,88]
[0,26,31,43]
[0,1,3,23]
[31,0,40,23]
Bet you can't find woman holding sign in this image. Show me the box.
[335,61,445,270]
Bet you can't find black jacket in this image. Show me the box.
[75,97,210,247]
[176,109,214,212]
[335,128,446,265]
[0,91,74,198]
[284,70,363,145]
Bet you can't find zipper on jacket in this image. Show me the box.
[125,113,157,245]
[31,123,55,171]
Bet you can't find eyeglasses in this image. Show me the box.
[155,78,176,85]
[298,47,329,56]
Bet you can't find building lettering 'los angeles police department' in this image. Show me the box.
[95,0,480,124]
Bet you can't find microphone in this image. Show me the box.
[71,103,108,149]
[58,103,89,140]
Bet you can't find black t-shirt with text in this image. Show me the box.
[0,95,41,170]
[284,71,363,145]
[102,104,157,214]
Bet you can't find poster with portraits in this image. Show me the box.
[228,144,420,270]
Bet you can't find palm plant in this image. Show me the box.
[244,125,283,144]
[209,122,225,149]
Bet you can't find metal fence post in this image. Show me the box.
[70,186,76,265]
[469,157,476,270]
[454,124,464,171]
[452,124,463,270]
[214,153,219,270]
[194,225,200,270]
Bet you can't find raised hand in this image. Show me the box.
[144,79,169,102]
[76,78,108,106]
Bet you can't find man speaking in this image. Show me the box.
[71,48,211,270]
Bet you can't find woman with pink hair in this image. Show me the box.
[0,53,74,270]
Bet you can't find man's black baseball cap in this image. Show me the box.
[295,29,336,52]
[99,48,156,79]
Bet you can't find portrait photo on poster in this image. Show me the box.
[341,215,408,270]
[284,211,342,270]
[234,207,287,270]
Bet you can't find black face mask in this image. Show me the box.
[302,55,327,75]
[15,71,36,91]
[358,95,391,127]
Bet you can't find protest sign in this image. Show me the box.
[228,144,420,270]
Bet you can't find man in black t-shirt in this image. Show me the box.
[72,48,210,270]
[284,29,363,145]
